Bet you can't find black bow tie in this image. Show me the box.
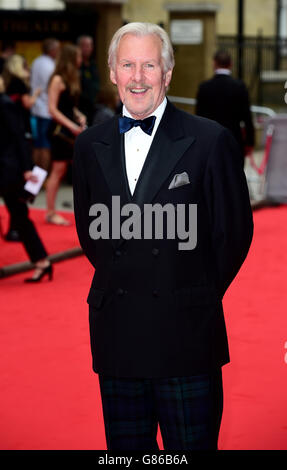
[119,115,156,136]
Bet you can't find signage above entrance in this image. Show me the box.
[170,19,203,45]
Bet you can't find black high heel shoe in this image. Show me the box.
[24,263,53,283]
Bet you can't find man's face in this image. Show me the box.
[110,33,172,119]
[50,43,60,60]
[80,38,93,60]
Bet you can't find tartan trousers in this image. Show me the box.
[98,369,223,451]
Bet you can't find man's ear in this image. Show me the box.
[110,68,117,85]
[164,69,173,88]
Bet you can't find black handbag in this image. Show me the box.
[52,123,75,146]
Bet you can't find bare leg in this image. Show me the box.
[45,160,70,225]
[33,148,51,173]
[39,148,51,172]
[32,147,41,166]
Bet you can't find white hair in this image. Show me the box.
[108,22,175,73]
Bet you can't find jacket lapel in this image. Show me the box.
[92,117,131,208]
[132,100,195,210]
[91,101,196,250]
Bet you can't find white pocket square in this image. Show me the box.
[168,172,190,189]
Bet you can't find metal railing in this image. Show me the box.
[167,96,276,203]
[167,95,276,118]
[249,105,276,117]
[217,34,287,103]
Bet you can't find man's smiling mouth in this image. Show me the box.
[128,85,151,95]
[130,88,147,93]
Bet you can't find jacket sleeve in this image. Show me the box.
[203,127,253,297]
[195,83,207,117]
[73,136,97,269]
[1,97,33,173]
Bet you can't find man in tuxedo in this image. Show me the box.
[73,23,253,451]
[196,49,254,167]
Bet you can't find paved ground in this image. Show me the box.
[0,183,74,213]
[32,183,74,212]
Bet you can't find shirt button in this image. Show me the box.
[117,288,124,296]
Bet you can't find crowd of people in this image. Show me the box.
[0,33,254,285]
[0,36,120,282]
[1,21,257,452]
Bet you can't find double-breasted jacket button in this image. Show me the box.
[117,288,124,296]
[152,289,159,297]
[151,248,160,256]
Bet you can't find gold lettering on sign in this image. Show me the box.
[0,16,71,36]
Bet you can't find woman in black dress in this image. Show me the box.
[46,44,86,225]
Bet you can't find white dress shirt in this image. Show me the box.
[122,97,167,195]
[215,68,231,75]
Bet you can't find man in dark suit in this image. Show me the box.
[73,23,253,451]
[196,49,254,167]
[77,35,100,126]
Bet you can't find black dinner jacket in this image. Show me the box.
[73,99,253,378]
[195,73,255,161]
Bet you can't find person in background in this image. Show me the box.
[92,88,120,126]
[0,76,52,283]
[30,38,60,171]
[196,49,254,167]
[77,35,100,125]
[45,44,86,226]
[2,54,41,241]
[0,40,16,74]
[3,54,42,132]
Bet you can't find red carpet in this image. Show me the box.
[0,205,286,450]
[0,204,79,268]
[219,204,287,450]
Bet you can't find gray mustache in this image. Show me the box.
[127,84,152,90]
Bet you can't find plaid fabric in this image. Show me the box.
[98,370,223,451]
